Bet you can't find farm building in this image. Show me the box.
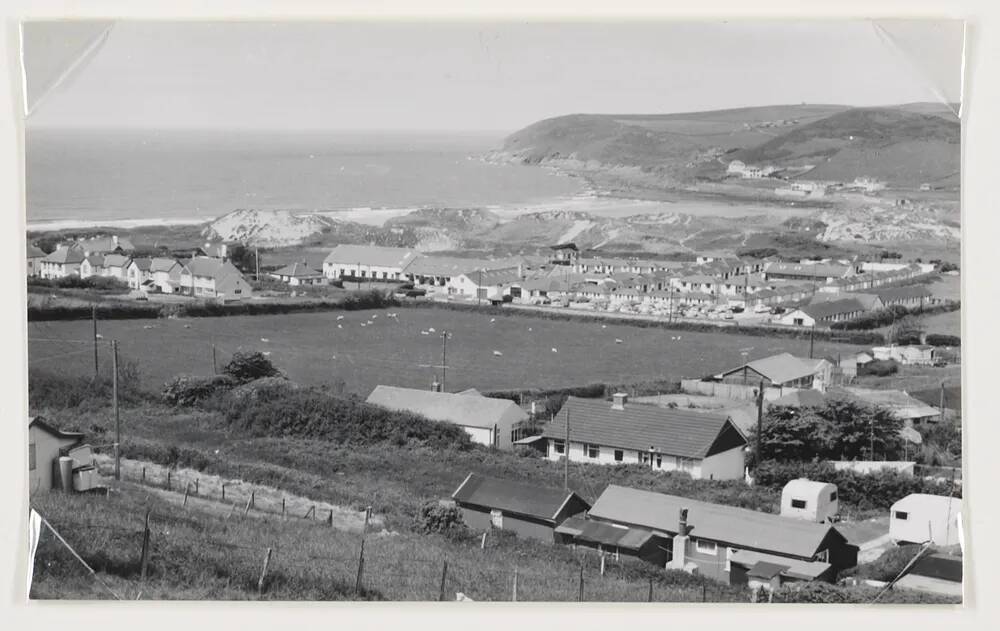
[713,352,832,391]
[451,473,590,543]
[555,515,671,566]
[810,291,884,312]
[269,262,325,286]
[322,244,421,281]
[366,385,528,449]
[541,394,747,480]
[780,479,839,523]
[28,416,84,494]
[778,298,867,327]
[39,244,85,279]
[404,256,495,287]
[582,486,858,584]
[889,494,962,546]
[894,553,963,597]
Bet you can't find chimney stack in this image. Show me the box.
[679,508,689,535]
[112,235,119,246]
[668,507,692,571]
[611,392,628,410]
[431,379,442,393]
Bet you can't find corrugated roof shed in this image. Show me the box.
[588,485,844,558]
[800,298,866,320]
[366,385,527,429]
[873,285,934,301]
[451,473,588,521]
[541,396,743,458]
[721,353,817,385]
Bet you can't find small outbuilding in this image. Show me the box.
[780,479,839,523]
[28,416,84,493]
[889,494,962,546]
[451,473,590,543]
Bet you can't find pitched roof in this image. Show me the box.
[407,256,495,277]
[555,515,655,550]
[29,416,85,444]
[541,396,743,459]
[150,257,181,273]
[767,262,850,278]
[75,235,134,253]
[130,258,153,271]
[84,254,105,267]
[873,285,934,301]
[103,254,132,268]
[323,244,420,271]
[26,244,46,258]
[185,257,245,280]
[731,550,831,580]
[461,267,523,286]
[272,262,322,278]
[451,473,588,522]
[721,353,818,385]
[769,389,828,408]
[366,385,527,429]
[799,298,866,320]
[588,485,845,558]
[43,245,85,264]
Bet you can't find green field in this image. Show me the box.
[28,307,866,396]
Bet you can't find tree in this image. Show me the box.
[888,313,925,344]
[227,244,259,275]
[222,351,282,383]
[819,398,903,460]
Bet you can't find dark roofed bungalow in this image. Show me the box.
[541,394,747,480]
[451,473,590,543]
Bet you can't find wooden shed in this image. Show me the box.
[451,473,590,543]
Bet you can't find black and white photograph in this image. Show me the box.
[20,18,965,604]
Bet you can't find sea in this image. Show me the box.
[24,128,588,230]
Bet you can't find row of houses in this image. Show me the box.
[29,239,252,301]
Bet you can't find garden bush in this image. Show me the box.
[847,544,923,582]
[412,500,468,537]
[926,334,960,347]
[859,359,899,377]
[161,374,238,407]
[222,351,283,383]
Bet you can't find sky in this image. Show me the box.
[22,20,964,133]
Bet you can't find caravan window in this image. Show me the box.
[829,491,838,502]
[791,499,807,509]
[894,511,909,520]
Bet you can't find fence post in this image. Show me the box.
[702,584,707,602]
[257,547,273,598]
[281,498,286,518]
[578,566,584,601]
[141,467,146,484]
[244,493,253,516]
[512,567,518,602]
[354,539,366,595]
[328,509,333,526]
[438,560,448,602]
[166,470,171,490]
[222,483,226,501]
[647,577,653,602]
[600,554,606,577]
[481,532,487,549]
[195,478,199,495]
[139,510,151,582]
[183,483,190,507]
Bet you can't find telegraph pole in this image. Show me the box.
[755,380,765,468]
[440,331,449,392]
[478,269,483,306]
[254,246,260,281]
[92,305,99,378]
[809,324,815,359]
[939,381,946,424]
[564,403,571,491]
[112,340,121,481]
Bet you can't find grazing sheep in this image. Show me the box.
[492,350,503,357]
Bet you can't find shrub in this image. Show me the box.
[161,374,238,407]
[222,351,283,383]
[513,445,542,459]
[860,359,899,377]
[29,362,148,411]
[412,500,468,537]
[848,544,923,582]
[926,334,960,346]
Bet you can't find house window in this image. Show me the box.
[585,444,599,459]
[490,509,503,529]
[552,440,565,455]
[695,540,717,555]
[829,491,838,502]
[793,318,804,326]
[28,442,36,471]
[894,511,908,521]
[614,449,624,462]
[656,455,663,468]
[791,499,807,509]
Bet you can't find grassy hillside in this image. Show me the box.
[734,108,960,185]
